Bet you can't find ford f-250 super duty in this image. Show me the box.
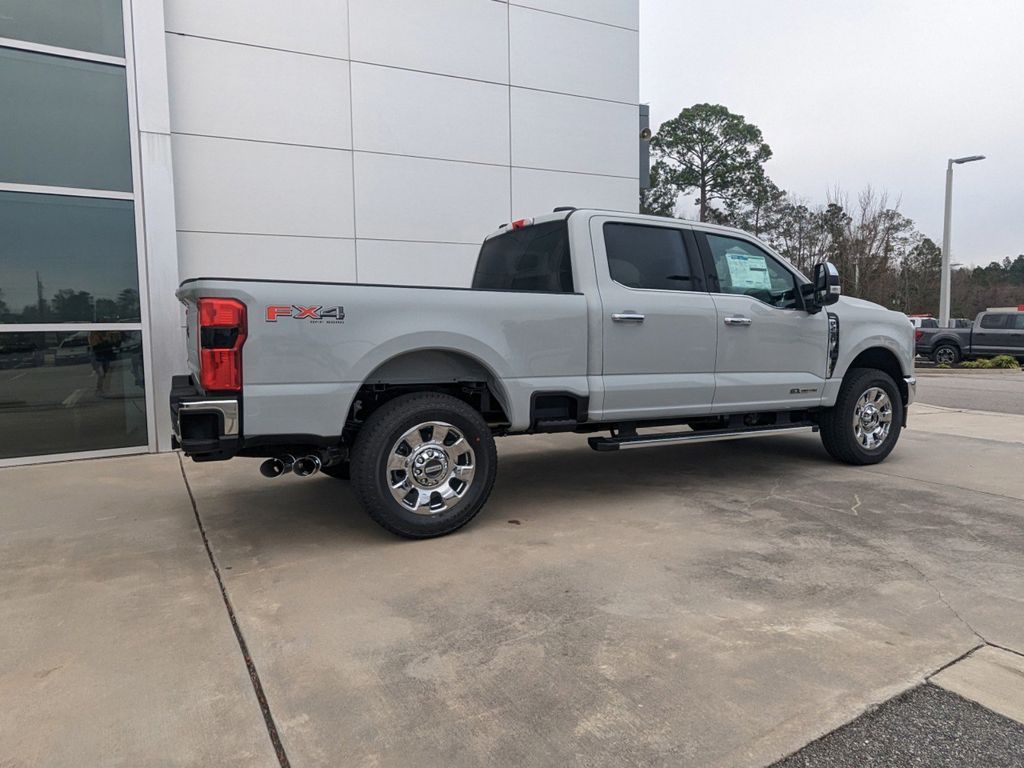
[171,209,916,538]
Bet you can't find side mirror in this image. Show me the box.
[811,261,841,308]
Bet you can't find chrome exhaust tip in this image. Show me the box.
[293,455,322,477]
[259,454,295,478]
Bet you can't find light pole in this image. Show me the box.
[940,154,984,326]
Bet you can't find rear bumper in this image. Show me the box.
[169,375,240,461]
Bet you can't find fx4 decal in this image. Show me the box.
[265,305,345,323]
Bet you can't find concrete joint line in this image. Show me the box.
[929,644,1024,726]
[178,455,292,768]
[899,558,988,647]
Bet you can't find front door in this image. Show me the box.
[590,217,717,422]
[698,232,829,412]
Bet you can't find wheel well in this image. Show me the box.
[344,349,510,440]
[847,347,908,404]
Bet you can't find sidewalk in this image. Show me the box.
[0,454,277,767]
[910,402,1024,445]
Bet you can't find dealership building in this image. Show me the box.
[0,0,642,465]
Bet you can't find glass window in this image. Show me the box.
[473,220,573,292]
[0,48,132,191]
[0,0,125,57]
[706,234,799,309]
[0,192,140,323]
[0,330,147,459]
[603,223,692,291]
[980,314,1011,329]
[1015,315,1024,330]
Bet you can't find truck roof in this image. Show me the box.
[484,208,765,243]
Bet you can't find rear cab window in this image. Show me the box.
[472,220,573,293]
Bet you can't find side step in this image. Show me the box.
[588,424,817,452]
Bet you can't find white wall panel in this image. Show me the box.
[512,88,635,177]
[166,35,350,147]
[354,153,510,243]
[164,0,348,59]
[356,240,479,287]
[351,63,508,165]
[172,135,354,237]
[349,0,508,83]
[177,232,356,282]
[510,5,638,103]
[512,167,638,218]
[511,1,638,30]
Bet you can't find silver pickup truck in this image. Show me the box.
[171,209,916,538]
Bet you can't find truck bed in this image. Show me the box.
[177,278,590,437]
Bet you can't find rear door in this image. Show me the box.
[589,216,717,421]
[696,230,829,412]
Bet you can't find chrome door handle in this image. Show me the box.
[612,312,645,323]
[723,316,752,326]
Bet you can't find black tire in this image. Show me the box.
[932,343,961,365]
[320,461,350,480]
[820,367,904,465]
[349,392,497,538]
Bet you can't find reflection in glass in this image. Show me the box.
[0,192,139,323]
[0,48,132,191]
[0,330,147,458]
[0,0,125,56]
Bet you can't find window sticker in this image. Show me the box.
[724,250,771,290]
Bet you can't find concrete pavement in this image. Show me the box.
[2,403,1024,766]
[0,454,278,767]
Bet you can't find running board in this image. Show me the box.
[588,424,817,452]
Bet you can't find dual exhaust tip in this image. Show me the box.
[260,454,321,478]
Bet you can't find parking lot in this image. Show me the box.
[3,390,1024,767]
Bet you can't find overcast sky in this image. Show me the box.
[639,0,1023,266]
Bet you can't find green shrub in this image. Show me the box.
[989,355,1021,369]
[935,362,951,369]
[960,356,1021,369]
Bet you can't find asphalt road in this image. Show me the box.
[916,371,1024,414]
[774,684,1024,768]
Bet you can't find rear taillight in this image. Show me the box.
[197,298,246,392]
[914,329,924,341]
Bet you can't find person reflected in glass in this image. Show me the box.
[88,330,119,396]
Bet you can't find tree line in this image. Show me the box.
[0,287,141,324]
[642,103,1023,318]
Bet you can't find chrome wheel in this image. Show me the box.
[385,421,476,515]
[934,346,957,365]
[852,387,893,450]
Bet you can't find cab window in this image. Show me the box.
[603,223,694,291]
[980,313,1011,329]
[706,234,799,309]
[473,220,573,293]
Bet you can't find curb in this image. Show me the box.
[915,367,1022,376]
